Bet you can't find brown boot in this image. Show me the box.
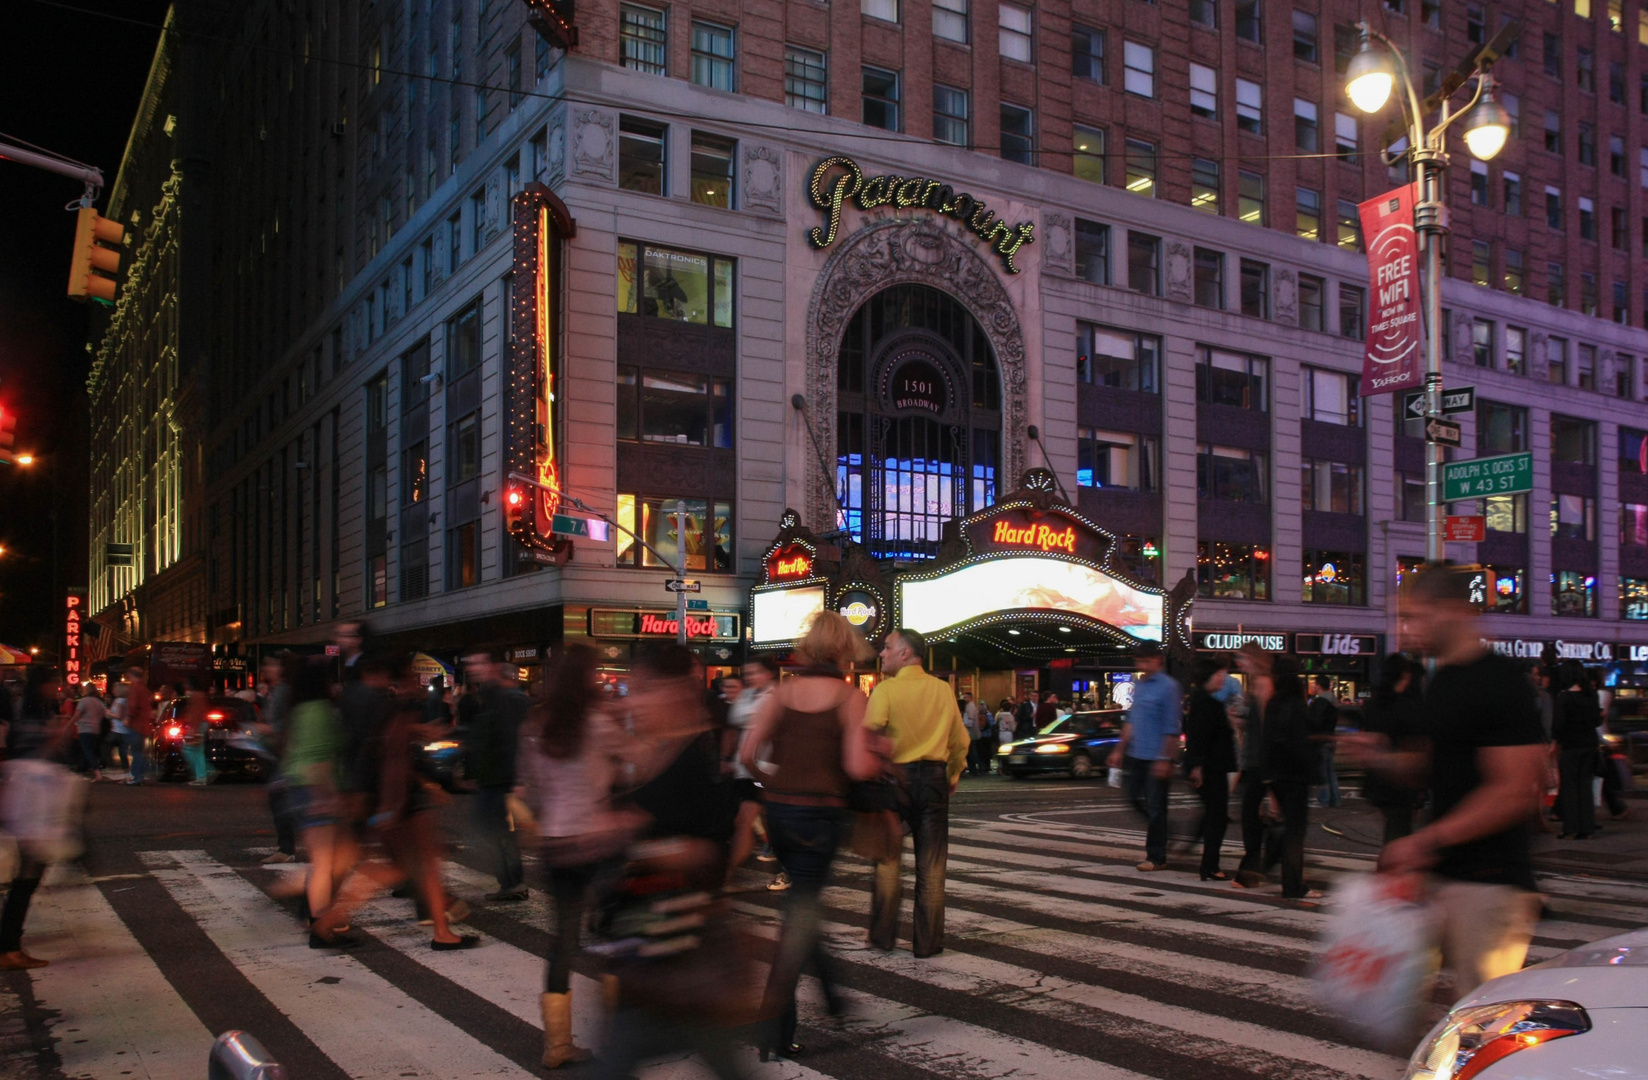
[539,991,592,1069]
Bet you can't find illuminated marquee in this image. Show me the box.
[506,184,576,550]
[752,585,827,646]
[898,556,1164,643]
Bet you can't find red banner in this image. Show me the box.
[1358,185,1425,397]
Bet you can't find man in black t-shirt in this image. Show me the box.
[1349,564,1546,996]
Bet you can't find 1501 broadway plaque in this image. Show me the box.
[1443,452,1533,502]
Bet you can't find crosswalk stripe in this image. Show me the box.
[25,872,216,1080]
[142,850,524,1079]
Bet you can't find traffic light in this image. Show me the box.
[66,206,124,303]
[0,407,15,466]
[504,486,527,535]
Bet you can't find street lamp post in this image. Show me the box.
[1345,23,1512,563]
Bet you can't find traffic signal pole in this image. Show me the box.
[0,139,105,196]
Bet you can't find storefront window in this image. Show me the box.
[1197,445,1267,503]
[615,367,734,448]
[1623,502,1648,547]
[614,495,733,572]
[1302,459,1364,514]
[1483,493,1527,534]
[1197,540,1269,600]
[1622,577,1648,620]
[1620,428,1648,474]
[617,241,734,327]
[1076,324,1158,392]
[1552,570,1597,617]
[1302,550,1366,605]
[1550,494,1595,541]
[1114,536,1161,584]
[1399,474,1426,522]
[1077,429,1158,491]
[1196,347,1267,410]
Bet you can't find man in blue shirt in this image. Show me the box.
[1108,642,1183,870]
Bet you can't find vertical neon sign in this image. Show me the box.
[64,591,84,686]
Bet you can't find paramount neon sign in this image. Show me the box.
[991,519,1077,553]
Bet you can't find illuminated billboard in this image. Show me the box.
[899,555,1163,641]
[752,585,827,646]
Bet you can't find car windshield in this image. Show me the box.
[1030,712,1119,738]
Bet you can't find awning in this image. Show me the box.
[0,643,30,665]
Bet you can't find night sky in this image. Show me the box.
[0,0,171,655]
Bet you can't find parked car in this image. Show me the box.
[418,726,468,792]
[1404,925,1648,1078]
[152,696,273,782]
[998,710,1125,780]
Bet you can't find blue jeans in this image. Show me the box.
[1317,744,1341,807]
[122,732,147,782]
[763,802,847,1047]
[1124,756,1171,865]
[871,762,950,956]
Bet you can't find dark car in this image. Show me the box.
[999,709,1125,779]
[418,726,469,791]
[153,696,274,782]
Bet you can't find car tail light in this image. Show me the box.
[207,711,225,721]
[1406,1000,1590,1080]
[165,725,183,739]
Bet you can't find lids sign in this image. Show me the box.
[1295,633,1378,656]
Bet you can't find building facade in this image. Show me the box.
[90,0,1648,695]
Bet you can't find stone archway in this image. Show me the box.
[803,219,1027,530]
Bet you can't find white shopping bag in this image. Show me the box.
[1107,767,1123,788]
[1310,874,1434,1051]
[0,759,87,864]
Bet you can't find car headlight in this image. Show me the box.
[1602,733,1624,749]
[423,740,461,752]
[1405,1000,1590,1080]
[1034,743,1070,754]
[997,743,1014,755]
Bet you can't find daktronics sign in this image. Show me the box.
[990,519,1077,553]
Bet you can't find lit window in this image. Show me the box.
[1191,158,1219,213]
[1123,41,1154,98]
[999,4,1033,62]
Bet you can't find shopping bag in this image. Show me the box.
[0,759,87,864]
[1107,767,1123,788]
[1310,874,1434,1051]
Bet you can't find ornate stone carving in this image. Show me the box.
[570,108,615,183]
[544,110,567,186]
[804,219,1028,530]
[484,172,503,244]
[1273,268,1298,325]
[1451,314,1473,364]
[1040,211,1074,275]
[1164,240,1193,302]
[741,145,782,214]
[1529,331,1549,381]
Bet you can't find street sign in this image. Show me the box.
[1403,386,1476,419]
[1444,515,1487,542]
[1424,417,1463,447]
[664,579,702,593]
[549,513,610,541]
[685,598,710,611]
[1443,451,1534,501]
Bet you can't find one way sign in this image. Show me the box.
[1403,386,1476,420]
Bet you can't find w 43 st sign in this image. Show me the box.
[1443,452,1533,502]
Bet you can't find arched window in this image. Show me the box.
[836,285,1001,560]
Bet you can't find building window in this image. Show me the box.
[1302,551,1365,605]
[1293,10,1318,61]
[1551,494,1595,541]
[1199,445,1268,504]
[1000,104,1033,163]
[1471,241,1491,287]
[615,496,733,572]
[1197,347,1267,411]
[450,412,480,483]
[1548,262,1565,307]
[1548,336,1569,384]
[1612,208,1628,250]
[1399,473,1426,521]
[999,4,1033,62]
[1191,158,1219,213]
[618,117,666,195]
[1296,187,1322,240]
[1505,326,1526,375]
[1469,161,1489,206]
[1299,274,1324,331]
[932,85,969,145]
[617,241,735,327]
[933,0,968,42]
[1125,139,1157,197]
[1302,461,1364,514]
[1543,32,1561,78]
[615,368,734,448]
[1504,250,1524,295]
[1477,401,1526,452]
[1610,133,1626,177]
[690,21,736,91]
[1073,126,1105,183]
[1077,428,1159,491]
[1304,367,1360,425]
[1339,285,1365,339]
[1293,99,1319,151]
[1238,171,1265,224]
[1074,219,1109,284]
[690,132,735,208]
[1235,1,1261,42]
[1469,319,1494,368]
[1336,199,1362,250]
[1577,344,1596,389]
[1240,260,1269,319]
[1334,112,1358,161]
[1189,63,1217,118]
[1123,41,1154,98]
[1623,503,1648,546]
[1072,25,1105,82]
[1502,171,1522,215]
[1190,0,1217,27]
[1236,79,1263,134]
[446,300,481,379]
[448,522,479,589]
[1579,197,1596,241]
[620,4,667,75]
[1552,414,1595,463]
[1615,353,1635,397]
[785,46,828,113]
[1552,571,1597,618]
[1193,247,1224,309]
[1483,494,1528,534]
[403,440,428,507]
[368,463,388,521]
[862,66,900,130]
[862,0,899,21]
[1577,47,1594,92]
[1622,578,1648,620]
[1127,231,1160,296]
[1198,541,1269,600]
[1544,111,1561,155]
[1076,325,1158,392]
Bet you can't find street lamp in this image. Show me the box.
[1344,22,1512,562]
[14,454,34,466]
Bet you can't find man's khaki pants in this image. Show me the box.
[1430,880,1542,997]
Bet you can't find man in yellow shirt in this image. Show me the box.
[864,628,970,957]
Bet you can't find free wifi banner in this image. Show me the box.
[1358,185,1426,398]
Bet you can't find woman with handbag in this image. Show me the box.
[516,644,642,1069]
[740,611,880,1060]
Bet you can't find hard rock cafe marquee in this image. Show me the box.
[749,470,1195,667]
